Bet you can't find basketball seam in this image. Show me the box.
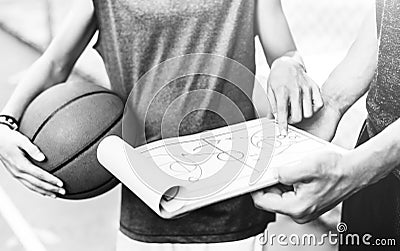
[31,90,120,141]
[60,176,118,198]
[46,113,122,174]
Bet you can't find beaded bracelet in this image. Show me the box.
[0,115,19,130]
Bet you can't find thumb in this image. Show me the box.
[252,189,298,214]
[17,134,46,162]
[277,160,316,185]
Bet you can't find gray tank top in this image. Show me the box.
[367,0,400,178]
[93,0,274,242]
[367,0,400,136]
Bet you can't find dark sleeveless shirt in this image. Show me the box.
[366,0,400,178]
[341,3,400,247]
[92,0,274,243]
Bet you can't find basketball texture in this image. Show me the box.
[19,81,123,199]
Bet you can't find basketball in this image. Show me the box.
[19,81,123,199]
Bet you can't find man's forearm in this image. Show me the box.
[322,6,378,117]
[348,118,400,188]
[321,50,376,116]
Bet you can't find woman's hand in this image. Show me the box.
[267,56,324,136]
[0,125,65,198]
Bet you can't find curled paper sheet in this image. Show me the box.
[97,118,347,219]
[97,136,183,216]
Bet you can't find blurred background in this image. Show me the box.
[0,0,373,250]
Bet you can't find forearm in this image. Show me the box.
[348,118,400,188]
[1,1,96,120]
[256,0,297,65]
[322,5,378,117]
[1,56,69,119]
[322,49,376,116]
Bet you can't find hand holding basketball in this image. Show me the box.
[0,124,65,198]
[18,81,122,199]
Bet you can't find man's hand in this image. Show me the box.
[252,149,367,224]
[268,56,323,136]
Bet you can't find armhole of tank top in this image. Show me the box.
[376,0,384,39]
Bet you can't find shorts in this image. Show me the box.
[116,230,267,251]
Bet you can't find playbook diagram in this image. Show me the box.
[138,119,317,185]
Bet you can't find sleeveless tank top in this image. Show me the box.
[92,0,274,242]
[367,0,400,136]
[366,0,400,178]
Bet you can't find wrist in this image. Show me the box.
[0,115,19,131]
[272,52,307,73]
[336,150,369,197]
[0,123,13,131]
[321,93,344,120]
[342,147,383,192]
[321,83,354,117]
[351,136,400,186]
[1,106,22,121]
[286,51,306,72]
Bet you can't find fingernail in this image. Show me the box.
[56,181,63,187]
[49,194,57,199]
[58,189,66,195]
[37,153,46,161]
